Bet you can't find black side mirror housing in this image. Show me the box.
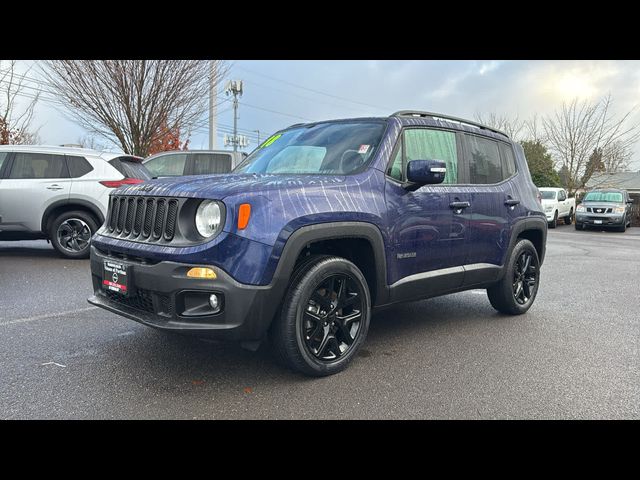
[406,160,446,186]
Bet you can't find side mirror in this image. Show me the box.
[627,199,634,204]
[406,160,446,186]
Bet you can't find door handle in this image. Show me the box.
[504,199,520,207]
[449,201,470,209]
[46,184,64,191]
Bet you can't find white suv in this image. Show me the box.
[0,145,151,258]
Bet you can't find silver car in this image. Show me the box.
[143,150,246,178]
[0,145,151,258]
[575,188,634,232]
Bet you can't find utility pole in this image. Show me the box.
[224,80,244,152]
[208,61,217,149]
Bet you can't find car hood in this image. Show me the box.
[115,173,348,199]
[580,202,623,210]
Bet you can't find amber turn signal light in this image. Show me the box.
[187,267,217,279]
[238,203,251,230]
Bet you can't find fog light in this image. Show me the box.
[187,267,217,279]
[209,294,219,310]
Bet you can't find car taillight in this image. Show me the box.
[99,178,145,188]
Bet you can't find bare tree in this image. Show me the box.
[601,140,632,173]
[76,134,107,151]
[474,112,526,141]
[41,60,228,157]
[543,95,640,195]
[0,60,41,144]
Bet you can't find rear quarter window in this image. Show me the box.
[66,156,94,177]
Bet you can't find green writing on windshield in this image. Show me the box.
[261,134,282,148]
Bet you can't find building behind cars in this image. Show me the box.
[0,145,151,258]
[143,150,247,178]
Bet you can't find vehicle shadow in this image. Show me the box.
[102,292,502,386]
[0,241,58,258]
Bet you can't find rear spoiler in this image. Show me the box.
[113,155,144,163]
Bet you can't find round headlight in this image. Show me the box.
[195,200,222,238]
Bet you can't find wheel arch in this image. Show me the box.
[42,200,105,235]
[266,222,390,307]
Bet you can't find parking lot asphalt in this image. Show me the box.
[1,226,639,419]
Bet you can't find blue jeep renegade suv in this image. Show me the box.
[88,111,547,376]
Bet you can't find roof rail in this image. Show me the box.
[391,110,510,139]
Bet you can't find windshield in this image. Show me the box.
[233,121,386,175]
[540,190,556,200]
[584,191,623,203]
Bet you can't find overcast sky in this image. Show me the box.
[8,60,640,170]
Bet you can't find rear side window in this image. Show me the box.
[465,135,503,184]
[387,128,459,184]
[109,158,152,180]
[8,152,68,179]
[192,153,233,175]
[499,143,517,178]
[66,156,94,178]
[145,153,187,177]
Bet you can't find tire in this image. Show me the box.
[49,210,98,259]
[575,222,583,231]
[564,208,573,225]
[549,211,558,229]
[270,255,371,377]
[617,217,627,233]
[487,238,540,315]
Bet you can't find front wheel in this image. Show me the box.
[49,210,98,259]
[270,255,371,376]
[549,211,558,229]
[487,239,540,315]
[564,208,573,225]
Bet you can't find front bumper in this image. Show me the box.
[575,213,623,227]
[88,245,276,341]
[544,211,555,221]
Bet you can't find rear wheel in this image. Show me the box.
[487,239,540,315]
[49,210,98,259]
[549,211,558,229]
[564,208,573,225]
[270,255,371,376]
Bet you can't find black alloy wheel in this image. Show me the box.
[512,251,537,305]
[302,273,363,361]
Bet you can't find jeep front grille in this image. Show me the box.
[104,195,182,244]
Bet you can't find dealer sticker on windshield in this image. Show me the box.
[358,144,370,154]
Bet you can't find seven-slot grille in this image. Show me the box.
[105,195,179,243]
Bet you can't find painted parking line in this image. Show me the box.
[0,306,99,327]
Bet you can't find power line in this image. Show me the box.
[235,64,392,112]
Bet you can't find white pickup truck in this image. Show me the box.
[539,187,576,228]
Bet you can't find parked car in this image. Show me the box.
[143,150,247,178]
[88,111,547,376]
[0,145,151,258]
[539,187,575,228]
[575,188,633,232]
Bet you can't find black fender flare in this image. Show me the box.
[499,216,548,279]
[266,221,390,307]
[41,199,106,234]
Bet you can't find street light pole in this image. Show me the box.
[208,61,217,149]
